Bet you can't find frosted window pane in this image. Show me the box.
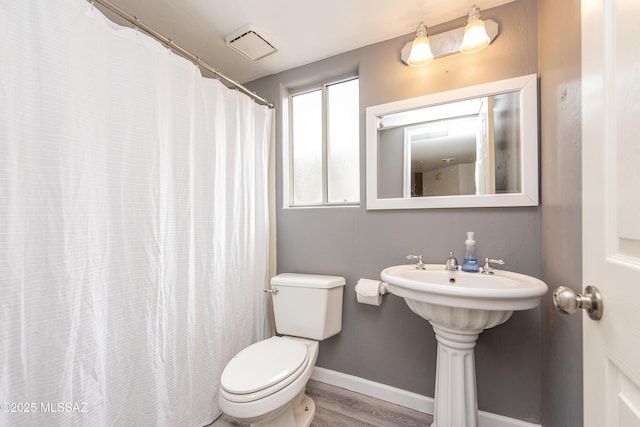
[327,79,360,203]
[292,90,322,204]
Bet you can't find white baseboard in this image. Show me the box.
[311,367,541,427]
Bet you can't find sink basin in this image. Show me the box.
[381,263,548,427]
[382,263,547,312]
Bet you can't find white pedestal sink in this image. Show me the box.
[381,264,548,427]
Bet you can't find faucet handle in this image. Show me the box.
[481,258,505,274]
[406,254,426,270]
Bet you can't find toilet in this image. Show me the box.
[219,273,345,427]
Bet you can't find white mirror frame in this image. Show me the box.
[366,74,539,210]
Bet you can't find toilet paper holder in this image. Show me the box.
[354,278,388,306]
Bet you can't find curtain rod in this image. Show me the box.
[89,0,274,108]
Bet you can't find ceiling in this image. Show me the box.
[101,0,514,84]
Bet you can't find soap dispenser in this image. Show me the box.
[462,232,479,272]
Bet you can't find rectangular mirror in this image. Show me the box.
[366,74,538,209]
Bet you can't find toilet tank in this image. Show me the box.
[270,273,345,341]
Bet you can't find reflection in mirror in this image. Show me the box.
[385,92,521,198]
[366,74,538,209]
[405,115,480,197]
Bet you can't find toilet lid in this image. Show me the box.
[220,337,308,395]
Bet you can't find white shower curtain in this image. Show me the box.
[0,1,272,425]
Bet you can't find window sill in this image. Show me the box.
[283,203,360,210]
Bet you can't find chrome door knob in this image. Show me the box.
[553,285,603,320]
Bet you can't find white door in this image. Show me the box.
[582,0,640,425]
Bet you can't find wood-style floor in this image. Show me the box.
[210,379,433,427]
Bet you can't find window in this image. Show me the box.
[287,78,360,207]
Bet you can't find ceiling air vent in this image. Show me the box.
[225,24,277,62]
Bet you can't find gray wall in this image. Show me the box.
[539,0,583,425]
[248,0,543,422]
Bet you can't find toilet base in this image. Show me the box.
[293,394,315,427]
[250,392,315,427]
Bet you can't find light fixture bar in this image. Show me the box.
[400,19,498,65]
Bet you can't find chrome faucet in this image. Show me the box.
[445,252,459,271]
[406,254,426,270]
[481,258,505,274]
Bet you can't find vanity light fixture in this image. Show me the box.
[400,6,498,67]
[406,22,434,67]
[460,6,491,54]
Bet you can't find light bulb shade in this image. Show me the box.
[407,23,433,67]
[460,7,491,54]
[407,36,434,66]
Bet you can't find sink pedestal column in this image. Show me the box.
[430,325,481,427]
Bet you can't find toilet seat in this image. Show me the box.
[220,337,309,403]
